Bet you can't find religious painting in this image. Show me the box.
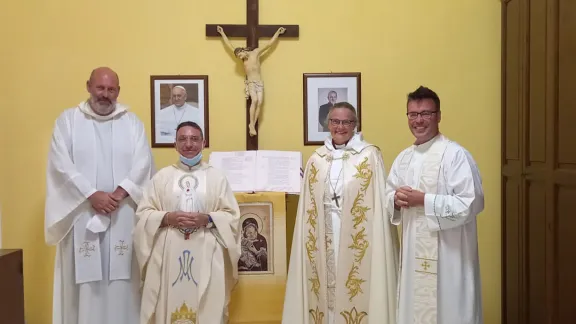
[150,75,209,148]
[303,72,362,145]
[238,201,274,275]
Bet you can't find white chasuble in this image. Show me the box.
[282,133,400,324]
[386,134,485,324]
[134,162,241,324]
[156,168,208,324]
[45,102,155,324]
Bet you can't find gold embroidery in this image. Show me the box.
[421,260,431,271]
[340,306,368,324]
[309,306,325,324]
[170,301,197,324]
[305,163,321,298]
[346,157,372,301]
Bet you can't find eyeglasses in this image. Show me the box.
[177,136,203,144]
[329,118,355,126]
[406,111,438,120]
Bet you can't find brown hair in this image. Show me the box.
[407,86,441,111]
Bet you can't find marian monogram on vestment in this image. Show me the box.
[172,250,198,287]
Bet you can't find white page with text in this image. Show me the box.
[208,151,257,192]
[209,150,302,193]
[255,150,302,193]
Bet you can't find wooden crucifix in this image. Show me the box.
[206,0,299,151]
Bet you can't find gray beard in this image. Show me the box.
[90,100,116,116]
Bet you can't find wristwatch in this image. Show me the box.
[206,215,214,229]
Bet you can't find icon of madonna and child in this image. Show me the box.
[238,211,272,274]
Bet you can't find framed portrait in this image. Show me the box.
[150,75,209,147]
[303,72,361,145]
[238,202,274,275]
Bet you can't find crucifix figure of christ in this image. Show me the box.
[206,0,299,150]
[216,25,285,138]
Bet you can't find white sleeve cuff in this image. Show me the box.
[390,209,402,225]
[424,193,441,231]
[72,174,97,199]
[119,179,143,203]
[424,193,440,216]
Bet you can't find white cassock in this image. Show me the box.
[133,161,241,324]
[44,101,155,324]
[156,103,203,141]
[385,134,485,324]
[283,133,399,324]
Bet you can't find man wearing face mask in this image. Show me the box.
[133,121,241,324]
[282,102,400,324]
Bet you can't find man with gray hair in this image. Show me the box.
[283,102,399,324]
[156,85,203,142]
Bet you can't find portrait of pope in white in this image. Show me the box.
[151,75,209,147]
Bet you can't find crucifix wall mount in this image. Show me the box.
[206,0,299,151]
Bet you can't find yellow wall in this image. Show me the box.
[0,0,501,323]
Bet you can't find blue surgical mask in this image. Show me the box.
[180,153,202,167]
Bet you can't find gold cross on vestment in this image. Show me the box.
[421,260,431,271]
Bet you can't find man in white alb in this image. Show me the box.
[44,67,155,324]
[134,121,241,324]
[386,86,485,324]
[282,102,399,324]
[156,86,203,141]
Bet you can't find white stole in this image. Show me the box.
[397,135,449,323]
[72,107,136,284]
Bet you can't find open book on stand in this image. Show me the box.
[208,150,303,194]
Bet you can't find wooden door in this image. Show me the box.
[502,0,576,323]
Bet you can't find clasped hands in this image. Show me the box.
[164,211,210,229]
[394,186,426,210]
[88,187,128,215]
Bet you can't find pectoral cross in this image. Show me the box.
[205,0,299,150]
[332,192,341,208]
